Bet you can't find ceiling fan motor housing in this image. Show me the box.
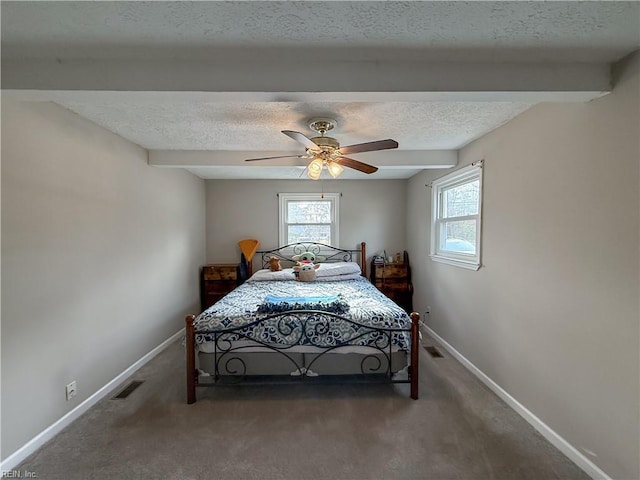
[310,136,340,150]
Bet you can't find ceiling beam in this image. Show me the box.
[149,150,457,169]
[2,55,610,98]
[2,89,606,104]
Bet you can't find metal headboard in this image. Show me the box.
[254,242,366,276]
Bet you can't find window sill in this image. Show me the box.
[430,254,481,271]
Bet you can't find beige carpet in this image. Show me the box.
[16,336,591,480]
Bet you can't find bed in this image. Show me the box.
[185,242,420,403]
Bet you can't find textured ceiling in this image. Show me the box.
[2,1,639,179]
[57,100,534,151]
[3,1,638,61]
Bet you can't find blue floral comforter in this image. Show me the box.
[194,277,411,350]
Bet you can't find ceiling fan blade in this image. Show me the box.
[245,155,307,162]
[282,130,319,151]
[336,156,379,174]
[339,139,398,155]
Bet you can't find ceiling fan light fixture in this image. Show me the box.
[327,161,344,178]
[307,157,323,180]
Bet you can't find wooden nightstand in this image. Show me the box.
[370,253,413,313]
[200,264,240,312]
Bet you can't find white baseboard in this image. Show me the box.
[424,326,611,480]
[1,329,183,473]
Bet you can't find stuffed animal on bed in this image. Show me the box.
[294,262,320,282]
[268,256,282,271]
[292,251,324,265]
[292,250,324,281]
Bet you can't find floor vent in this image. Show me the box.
[424,346,444,358]
[113,380,144,399]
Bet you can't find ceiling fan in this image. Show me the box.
[244,118,399,179]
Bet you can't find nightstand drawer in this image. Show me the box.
[375,280,410,292]
[202,265,238,281]
[374,264,407,279]
[205,280,237,294]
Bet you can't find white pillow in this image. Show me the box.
[248,268,296,282]
[316,273,363,282]
[315,262,361,277]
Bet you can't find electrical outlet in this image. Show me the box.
[425,306,431,315]
[65,381,77,401]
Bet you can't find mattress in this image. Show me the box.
[193,275,412,353]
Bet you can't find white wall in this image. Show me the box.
[1,101,206,461]
[407,53,639,479]
[205,179,407,269]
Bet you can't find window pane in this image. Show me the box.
[443,180,479,218]
[288,201,332,223]
[440,220,476,254]
[288,224,331,244]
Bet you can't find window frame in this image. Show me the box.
[430,163,483,270]
[278,192,340,247]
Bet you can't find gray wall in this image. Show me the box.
[205,179,407,268]
[407,53,639,479]
[1,101,206,460]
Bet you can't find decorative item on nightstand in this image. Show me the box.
[370,251,413,313]
[200,264,241,312]
[373,254,385,265]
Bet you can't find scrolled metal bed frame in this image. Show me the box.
[185,242,419,403]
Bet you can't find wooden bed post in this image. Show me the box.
[361,242,367,278]
[185,315,197,404]
[410,312,420,399]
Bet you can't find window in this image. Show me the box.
[279,193,339,246]
[430,162,483,270]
